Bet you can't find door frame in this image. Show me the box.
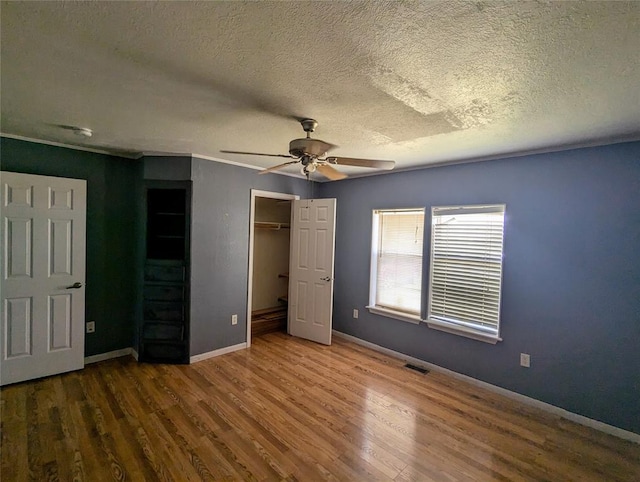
[246,189,299,347]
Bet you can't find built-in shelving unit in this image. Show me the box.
[254,221,290,230]
[140,184,191,364]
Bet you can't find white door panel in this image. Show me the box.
[288,198,336,345]
[49,219,73,276]
[1,172,86,385]
[6,217,33,277]
[49,294,72,351]
[5,297,32,358]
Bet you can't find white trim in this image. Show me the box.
[190,342,247,363]
[432,204,506,216]
[368,210,380,310]
[0,135,302,179]
[141,151,191,158]
[84,348,134,365]
[332,330,640,444]
[366,306,421,325]
[320,135,640,182]
[131,348,139,361]
[192,153,306,179]
[192,153,262,171]
[5,134,639,182]
[426,319,502,344]
[246,189,299,348]
[0,133,139,159]
[369,208,426,319]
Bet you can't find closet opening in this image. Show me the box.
[247,190,299,346]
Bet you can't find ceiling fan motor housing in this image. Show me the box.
[289,138,333,158]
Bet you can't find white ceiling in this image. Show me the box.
[2,1,639,178]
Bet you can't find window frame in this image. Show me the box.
[367,208,425,324]
[426,204,506,344]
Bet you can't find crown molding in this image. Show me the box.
[0,133,140,159]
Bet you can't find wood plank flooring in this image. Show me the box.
[2,332,639,481]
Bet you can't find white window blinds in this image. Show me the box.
[428,205,505,334]
[373,209,425,315]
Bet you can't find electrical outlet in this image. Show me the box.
[231,314,238,325]
[86,321,95,333]
[520,353,530,368]
[353,309,359,319]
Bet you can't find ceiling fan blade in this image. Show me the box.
[320,141,338,153]
[259,160,300,174]
[220,150,296,159]
[316,164,348,181]
[326,156,395,170]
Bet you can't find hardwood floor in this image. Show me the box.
[2,333,639,481]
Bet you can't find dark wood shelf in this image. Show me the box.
[251,306,286,337]
[255,221,290,230]
[142,184,190,364]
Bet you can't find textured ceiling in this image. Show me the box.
[1,1,639,178]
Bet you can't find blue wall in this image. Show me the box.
[0,137,143,356]
[0,139,311,358]
[4,136,638,434]
[189,157,310,355]
[320,141,640,434]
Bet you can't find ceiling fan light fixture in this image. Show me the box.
[301,163,317,175]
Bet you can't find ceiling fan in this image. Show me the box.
[221,118,395,180]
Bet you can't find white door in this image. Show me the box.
[1,172,86,385]
[288,198,336,345]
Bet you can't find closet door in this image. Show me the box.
[288,198,336,345]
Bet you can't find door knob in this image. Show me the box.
[65,282,83,289]
[320,276,333,282]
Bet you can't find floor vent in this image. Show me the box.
[404,363,429,374]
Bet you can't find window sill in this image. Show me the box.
[366,306,421,325]
[425,318,502,344]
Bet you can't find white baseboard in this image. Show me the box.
[333,330,640,444]
[84,342,245,366]
[190,342,247,364]
[84,348,134,365]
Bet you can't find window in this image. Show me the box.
[427,205,506,343]
[368,209,425,323]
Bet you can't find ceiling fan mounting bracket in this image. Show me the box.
[300,118,318,134]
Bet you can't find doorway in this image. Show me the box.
[246,190,299,347]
